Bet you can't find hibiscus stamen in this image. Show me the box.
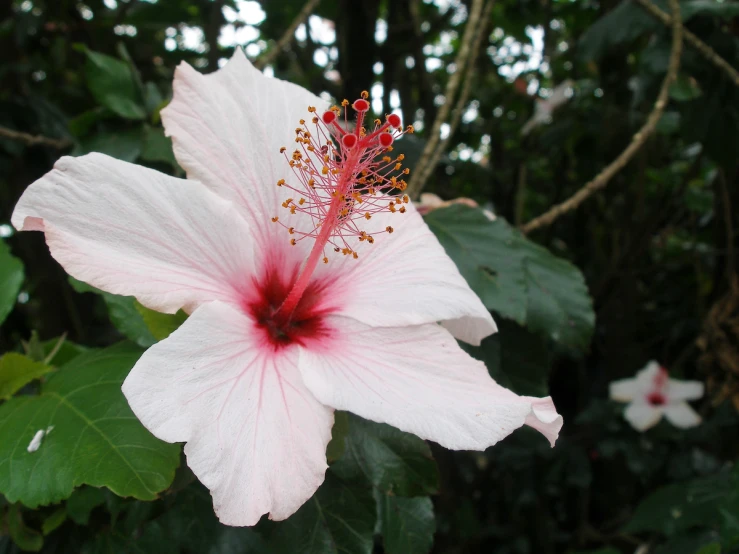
[272,94,413,322]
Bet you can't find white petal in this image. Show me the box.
[12,153,255,314]
[316,201,496,345]
[623,402,663,432]
[122,301,334,526]
[298,315,561,450]
[609,378,641,402]
[663,402,701,428]
[161,48,329,249]
[666,379,704,402]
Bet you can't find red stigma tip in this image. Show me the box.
[342,133,358,149]
[352,98,370,112]
[378,133,394,147]
[387,113,401,128]
[322,110,337,125]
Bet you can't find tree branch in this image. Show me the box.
[0,126,71,149]
[255,0,322,70]
[405,0,487,199]
[634,0,739,88]
[520,0,683,235]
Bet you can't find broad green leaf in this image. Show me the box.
[140,124,178,168]
[42,338,89,367]
[624,469,739,536]
[424,205,527,323]
[331,414,439,496]
[670,75,702,102]
[425,205,595,353]
[463,319,551,397]
[578,0,658,61]
[133,301,188,341]
[70,278,156,347]
[65,486,106,525]
[0,343,180,507]
[696,543,721,554]
[376,492,436,554]
[0,239,24,325]
[0,353,55,401]
[80,47,146,120]
[7,504,43,552]
[326,410,350,463]
[136,484,269,554]
[267,472,375,554]
[72,126,143,162]
[682,0,739,20]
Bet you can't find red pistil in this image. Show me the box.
[271,91,413,322]
[647,392,667,406]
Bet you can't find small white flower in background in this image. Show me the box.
[609,361,704,432]
[520,79,574,136]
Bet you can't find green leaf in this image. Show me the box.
[136,484,269,554]
[7,504,43,552]
[425,205,595,353]
[424,206,527,323]
[376,492,436,554]
[65,486,106,525]
[462,319,551,397]
[326,410,350,463]
[140,125,178,168]
[72,126,143,162]
[69,278,157,347]
[624,469,738,536]
[578,0,659,61]
[0,343,180,507]
[696,543,721,554]
[133,301,188,341]
[0,239,24,326]
[41,508,66,535]
[0,353,55,401]
[331,414,439,496]
[267,472,375,554]
[670,75,702,102]
[80,47,146,120]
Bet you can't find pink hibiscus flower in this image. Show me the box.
[609,361,704,431]
[12,50,562,526]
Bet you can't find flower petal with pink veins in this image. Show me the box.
[663,402,701,428]
[122,301,333,526]
[314,202,496,345]
[298,315,561,450]
[624,402,663,431]
[11,153,255,315]
[161,48,329,249]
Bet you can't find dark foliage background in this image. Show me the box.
[1,0,739,553]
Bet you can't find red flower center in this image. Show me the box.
[647,392,667,406]
[244,265,331,350]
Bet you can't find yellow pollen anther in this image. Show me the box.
[353,252,359,259]
[312,116,319,123]
[277,179,285,186]
[299,198,306,205]
[407,125,415,133]
[367,236,374,244]
[323,257,329,264]
[395,163,402,170]
[299,119,305,125]
[288,227,295,234]
[322,166,329,175]
[290,238,297,246]
[389,204,397,213]
[272,216,279,222]
[386,226,394,233]
[397,154,405,161]
[280,146,287,154]
[290,205,296,214]
[403,168,410,174]
[402,194,409,203]
[399,206,406,213]
[341,99,349,107]
[308,106,316,113]
[361,90,369,100]
[365,212,371,220]
[382,156,392,163]
[374,119,382,126]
